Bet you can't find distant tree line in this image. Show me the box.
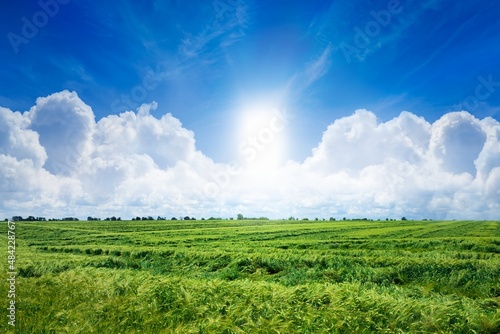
[6,215,215,222]
[11,216,47,222]
[9,216,87,222]
[10,216,81,222]
[5,215,433,222]
[133,216,197,221]
[237,214,269,220]
[88,216,122,221]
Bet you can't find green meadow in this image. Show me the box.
[1,219,499,333]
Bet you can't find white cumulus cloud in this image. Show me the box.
[0,106,47,167]
[0,91,499,220]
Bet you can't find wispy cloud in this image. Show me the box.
[179,2,249,59]
[372,93,410,113]
[308,0,447,64]
[302,44,333,88]
[403,12,479,78]
[286,44,333,97]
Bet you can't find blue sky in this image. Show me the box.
[2,0,499,162]
[1,0,500,219]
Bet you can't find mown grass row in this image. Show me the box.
[15,243,500,299]
[18,220,500,249]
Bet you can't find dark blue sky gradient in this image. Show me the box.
[1,0,499,161]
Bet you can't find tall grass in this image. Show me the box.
[0,219,499,333]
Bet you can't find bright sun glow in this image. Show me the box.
[234,99,289,178]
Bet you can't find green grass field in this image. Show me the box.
[1,219,499,333]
